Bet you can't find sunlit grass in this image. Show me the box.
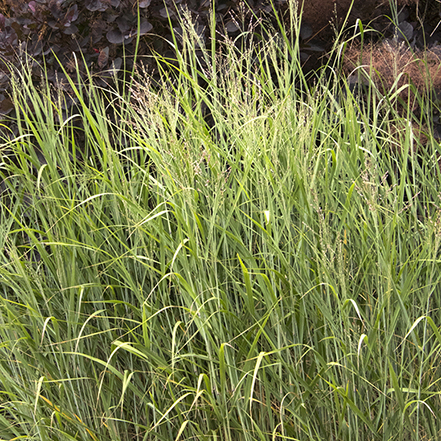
[0,2,440,440]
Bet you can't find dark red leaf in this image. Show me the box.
[106,29,124,44]
[28,1,37,14]
[63,4,78,27]
[98,46,109,68]
[139,19,152,35]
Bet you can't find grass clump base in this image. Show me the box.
[0,2,441,440]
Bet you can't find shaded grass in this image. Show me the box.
[0,2,441,440]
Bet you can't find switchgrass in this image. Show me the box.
[0,2,441,440]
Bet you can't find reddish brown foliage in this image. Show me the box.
[343,39,441,149]
[343,40,441,107]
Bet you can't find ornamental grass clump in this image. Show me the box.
[342,38,441,147]
[0,1,440,440]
